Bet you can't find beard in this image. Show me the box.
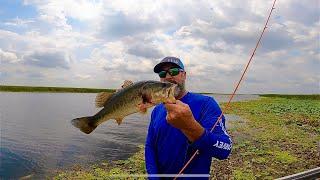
[163,80,186,97]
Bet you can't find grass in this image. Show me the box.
[0,85,115,93]
[260,94,320,100]
[53,145,146,180]
[52,95,320,179]
[211,95,319,179]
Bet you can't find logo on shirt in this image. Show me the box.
[213,141,232,150]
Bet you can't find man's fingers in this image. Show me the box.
[165,99,176,104]
[175,100,182,104]
[165,100,183,108]
[164,103,176,110]
[166,112,174,121]
[138,103,153,109]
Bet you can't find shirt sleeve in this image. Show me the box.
[190,97,232,160]
[145,109,159,176]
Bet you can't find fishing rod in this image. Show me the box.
[174,0,278,179]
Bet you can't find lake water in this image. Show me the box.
[0,92,259,178]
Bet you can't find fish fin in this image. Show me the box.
[71,116,97,134]
[115,118,123,125]
[115,80,134,92]
[95,92,113,108]
[121,80,133,88]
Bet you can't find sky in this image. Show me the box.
[0,0,319,94]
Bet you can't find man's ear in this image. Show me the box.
[182,71,186,79]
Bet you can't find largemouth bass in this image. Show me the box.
[71,80,179,134]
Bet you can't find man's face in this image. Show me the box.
[158,63,186,91]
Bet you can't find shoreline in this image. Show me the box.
[0,85,115,93]
[51,95,320,179]
[1,86,319,98]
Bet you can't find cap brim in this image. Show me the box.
[153,62,181,73]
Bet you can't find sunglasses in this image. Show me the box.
[158,67,183,78]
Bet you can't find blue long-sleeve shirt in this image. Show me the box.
[145,92,232,179]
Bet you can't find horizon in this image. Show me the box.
[0,0,319,94]
[1,84,319,95]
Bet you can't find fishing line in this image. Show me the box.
[174,0,277,179]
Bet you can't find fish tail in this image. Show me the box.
[71,116,97,134]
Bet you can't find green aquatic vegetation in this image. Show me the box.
[260,94,320,100]
[211,96,319,179]
[252,157,267,164]
[232,169,255,180]
[273,151,298,164]
[53,145,146,179]
[259,98,320,133]
[263,99,320,117]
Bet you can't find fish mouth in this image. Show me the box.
[142,82,179,105]
[163,81,181,98]
[168,84,176,97]
[172,84,181,98]
[163,84,178,103]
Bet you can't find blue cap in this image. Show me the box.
[153,56,185,73]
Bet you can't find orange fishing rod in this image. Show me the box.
[174,0,277,179]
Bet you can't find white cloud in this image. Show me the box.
[0,0,319,93]
[22,49,71,69]
[25,0,103,21]
[4,17,35,27]
[75,74,91,80]
[0,49,19,63]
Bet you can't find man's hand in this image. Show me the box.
[164,100,194,129]
[137,102,154,113]
[164,100,204,142]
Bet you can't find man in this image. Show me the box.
[145,56,232,179]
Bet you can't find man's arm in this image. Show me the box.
[189,98,232,159]
[164,98,232,160]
